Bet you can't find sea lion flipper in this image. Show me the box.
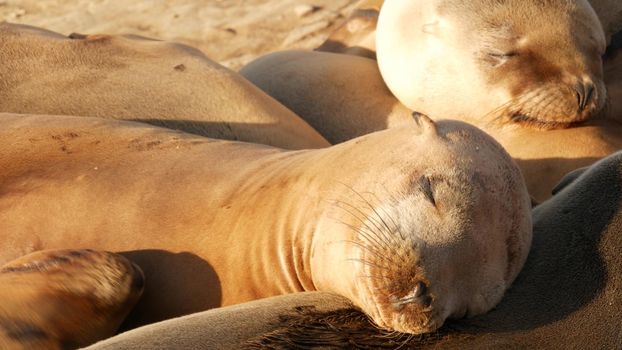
[0,249,144,349]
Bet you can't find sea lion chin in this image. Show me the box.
[376,0,607,128]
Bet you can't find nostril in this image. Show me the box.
[575,82,595,111]
[584,83,595,108]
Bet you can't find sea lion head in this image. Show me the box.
[377,0,607,128]
[316,116,532,334]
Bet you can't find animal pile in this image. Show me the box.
[0,0,621,349]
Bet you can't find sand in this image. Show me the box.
[0,0,359,70]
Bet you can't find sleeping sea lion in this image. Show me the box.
[0,112,531,334]
[0,22,328,150]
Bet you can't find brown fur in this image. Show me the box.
[0,22,328,150]
[0,249,143,349]
[588,0,622,42]
[248,151,622,349]
[0,113,530,334]
[84,293,354,350]
[91,151,622,349]
[315,0,383,59]
[240,48,622,202]
[240,50,412,144]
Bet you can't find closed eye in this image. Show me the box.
[485,50,518,67]
[488,51,518,59]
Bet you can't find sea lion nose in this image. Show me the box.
[575,81,595,111]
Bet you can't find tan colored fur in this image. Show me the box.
[0,250,143,350]
[0,113,530,334]
[84,293,353,350]
[377,0,606,128]
[315,0,383,59]
[87,151,622,348]
[0,23,328,150]
[240,49,622,202]
[240,50,412,144]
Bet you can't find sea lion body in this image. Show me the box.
[0,22,328,149]
[240,50,412,144]
[0,113,531,334]
[241,49,622,202]
[377,0,607,127]
[0,249,143,350]
[96,151,622,349]
[315,0,383,59]
[84,292,353,350]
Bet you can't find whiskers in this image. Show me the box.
[483,84,594,129]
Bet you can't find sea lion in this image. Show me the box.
[587,0,622,42]
[83,293,353,350]
[315,0,383,59]
[240,50,412,143]
[377,0,607,128]
[90,150,622,349]
[240,49,622,202]
[0,249,144,350]
[0,112,531,334]
[0,22,328,150]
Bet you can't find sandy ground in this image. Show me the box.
[0,0,359,69]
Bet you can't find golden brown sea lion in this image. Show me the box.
[315,0,383,59]
[89,151,622,349]
[240,49,622,202]
[240,50,412,144]
[0,113,531,334]
[0,249,144,350]
[376,0,607,127]
[0,22,328,150]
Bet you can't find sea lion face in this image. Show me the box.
[344,120,533,334]
[377,0,607,128]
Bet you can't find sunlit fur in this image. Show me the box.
[328,121,533,334]
[377,0,607,128]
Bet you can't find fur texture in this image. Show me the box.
[92,150,622,349]
[0,23,328,150]
[0,113,530,335]
[0,250,143,350]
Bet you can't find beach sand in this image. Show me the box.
[0,0,359,69]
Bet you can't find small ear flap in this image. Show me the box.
[552,166,590,195]
[411,112,438,135]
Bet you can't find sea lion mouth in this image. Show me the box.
[507,112,580,130]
